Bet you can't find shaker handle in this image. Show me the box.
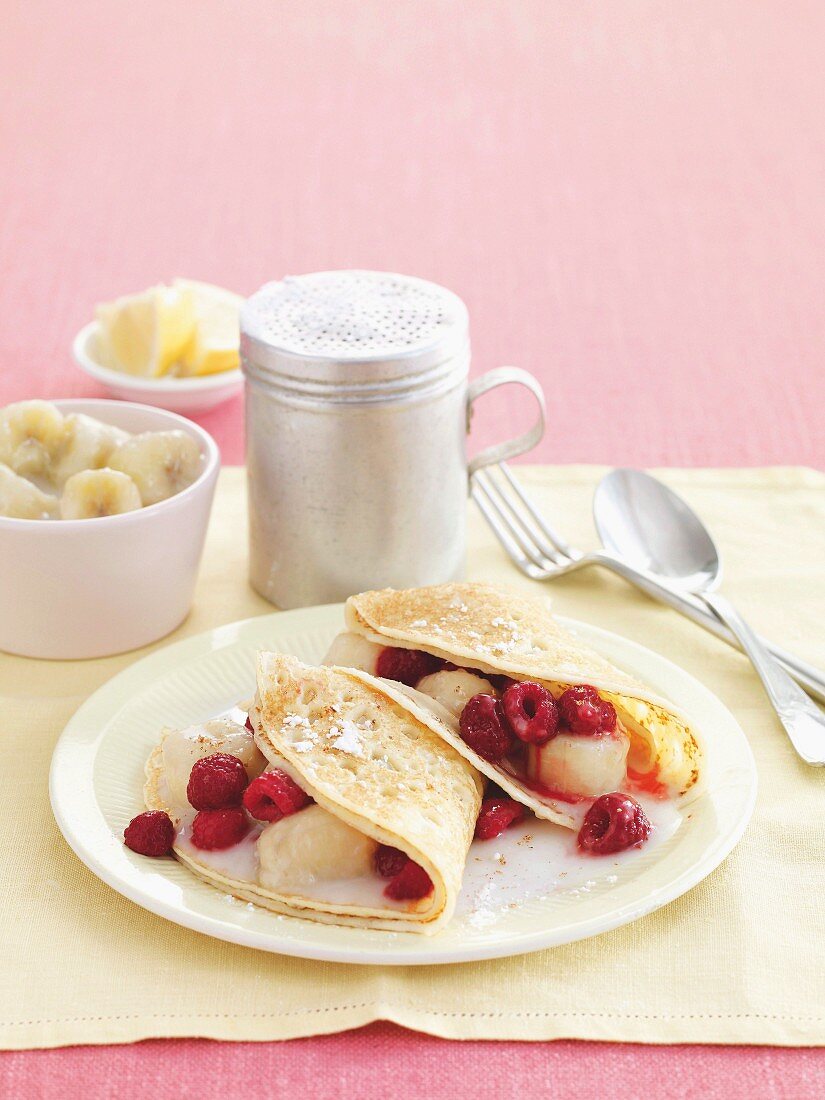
[466,366,546,479]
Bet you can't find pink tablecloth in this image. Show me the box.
[1,0,823,1095]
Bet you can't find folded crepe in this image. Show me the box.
[145,652,482,934]
[328,582,703,830]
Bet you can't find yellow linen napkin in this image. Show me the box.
[1,466,823,1049]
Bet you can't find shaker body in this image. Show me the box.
[242,271,473,609]
[246,377,468,608]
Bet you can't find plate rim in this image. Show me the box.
[49,603,758,965]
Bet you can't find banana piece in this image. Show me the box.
[257,804,377,892]
[526,730,630,799]
[416,669,496,719]
[0,463,59,519]
[0,400,66,480]
[53,413,130,487]
[322,632,383,674]
[108,430,202,506]
[60,468,142,519]
[162,718,268,810]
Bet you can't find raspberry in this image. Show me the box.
[558,684,616,736]
[474,797,525,840]
[578,792,651,854]
[187,753,248,810]
[373,844,408,879]
[375,646,443,687]
[124,810,175,857]
[599,700,618,732]
[458,693,514,763]
[501,681,559,745]
[384,859,434,901]
[242,769,311,822]
[245,715,254,733]
[191,807,248,850]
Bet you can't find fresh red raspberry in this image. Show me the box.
[242,769,311,822]
[124,810,175,856]
[191,807,248,850]
[458,693,514,763]
[501,681,559,745]
[245,715,254,733]
[373,844,408,879]
[474,797,525,840]
[187,753,248,810]
[384,859,434,901]
[598,700,618,732]
[578,792,651,854]
[375,646,444,687]
[558,684,616,735]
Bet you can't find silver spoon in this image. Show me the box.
[594,468,825,766]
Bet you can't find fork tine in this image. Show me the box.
[470,473,550,572]
[470,476,548,579]
[498,462,582,561]
[475,468,560,569]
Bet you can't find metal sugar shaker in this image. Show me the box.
[241,270,544,608]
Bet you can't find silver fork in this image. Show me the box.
[471,462,825,704]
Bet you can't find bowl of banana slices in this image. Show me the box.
[0,398,220,659]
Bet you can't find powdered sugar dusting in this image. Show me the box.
[467,880,498,928]
[328,719,371,757]
[283,714,311,730]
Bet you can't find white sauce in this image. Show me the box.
[459,793,682,926]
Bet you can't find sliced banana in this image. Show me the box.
[53,413,130,486]
[108,429,202,506]
[416,669,495,719]
[526,730,630,799]
[257,805,377,892]
[162,718,268,810]
[60,468,142,519]
[0,463,59,519]
[0,400,66,480]
[321,632,383,674]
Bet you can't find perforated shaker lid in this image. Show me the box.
[240,270,469,386]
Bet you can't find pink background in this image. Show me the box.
[2,0,823,471]
[1,0,823,1095]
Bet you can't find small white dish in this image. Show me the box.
[0,399,220,659]
[73,322,243,415]
[49,605,757,964]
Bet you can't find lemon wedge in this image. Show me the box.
[175,279,244,376]
[95,285,196,377]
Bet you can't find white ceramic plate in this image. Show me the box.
[50,605,757,965]
[72,322,243,415]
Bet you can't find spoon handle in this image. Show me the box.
[701,591,825,766]
[590,551,825,704]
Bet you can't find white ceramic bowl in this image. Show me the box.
[0,399,220,660]
[72,322,243,415]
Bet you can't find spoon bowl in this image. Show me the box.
[594,468,720,591]
[593,467,825,765]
